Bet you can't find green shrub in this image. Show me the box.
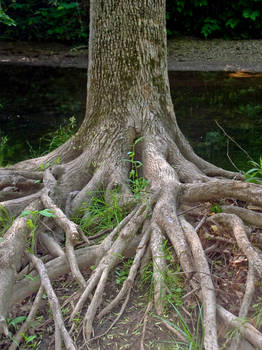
[166,0,262,39]
[0,0,88,43]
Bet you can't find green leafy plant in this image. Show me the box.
[125,137,149,200]
[39,157,61,170]
[210,203,222,213]
[42,116,76,153]
[201,18,221,38]
[20,209,56,252]
[115,257,134,285]
[2,0,262,41]
[0,0,88,42]
[244,157,262,183]
[21,333,38,348]
[0,9,16,26]
[7,315,27,331]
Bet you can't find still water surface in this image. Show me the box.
[1,66,262,170]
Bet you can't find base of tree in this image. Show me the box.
[1,124,262,350]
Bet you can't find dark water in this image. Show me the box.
[1,65,262,171]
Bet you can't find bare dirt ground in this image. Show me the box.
[1,37,262,71]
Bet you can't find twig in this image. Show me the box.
[229,263,255,350]
[178,204,204,216]
[204,242,219,254]
[195,215,206,232]
[215,120,253,162]
[88,228,111,240]
[41,191,86,289]
[182,286,200,300]
[180,216,219,350]
[226,139,241,173]
[28,252,77,350]
[140,301,152,350]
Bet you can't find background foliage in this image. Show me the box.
[0,0,262,43]
[166,0,262,39]
[0,0,88,42]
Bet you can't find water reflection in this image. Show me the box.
[1,66,262,170]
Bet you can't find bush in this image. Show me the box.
[166,0,262,39]
[0,0,88,43]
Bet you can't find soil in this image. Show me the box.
[1,37,262,71]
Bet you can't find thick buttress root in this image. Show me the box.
[1,135,262,350]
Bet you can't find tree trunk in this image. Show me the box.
[1,1,262,350]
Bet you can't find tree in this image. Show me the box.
[1,1,262,349]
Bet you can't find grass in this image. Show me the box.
[27,116,76,158]
[252,296,262,327]
[0,205,15,240]
[156,302,205,350]
[72,186,128,239]
[140,241,184,308]
[0,117,77,166]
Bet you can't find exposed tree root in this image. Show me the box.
[217,304,262,349]
[140,301,152,350]
[229,264,255,350]
[180,216,218,350]
[29,252,77,350]
[2,132,262,350]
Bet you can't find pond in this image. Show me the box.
[1,65,262,172]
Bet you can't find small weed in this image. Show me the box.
[20,209,56,252]
[124,137,149,200]
[21,333,38,348]
[72,313,82,327]
[210,203,222,213]
[44,116,76,153]
[115,257,134,285]
[244,157,262,183]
